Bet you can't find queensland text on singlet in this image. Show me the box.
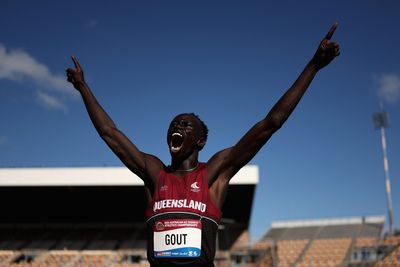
[153,199,206,213]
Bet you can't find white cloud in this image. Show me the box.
[37,91,68,112]
[376,73,400,104]
[0,43,78,110]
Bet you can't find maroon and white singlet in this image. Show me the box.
[146,163,222,266]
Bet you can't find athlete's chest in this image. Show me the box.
[157,172,206,200]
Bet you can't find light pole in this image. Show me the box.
[372,111,394,236]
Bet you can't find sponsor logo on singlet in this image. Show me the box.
[190,182,201,192]
[160,185,168,191]
[153,199,206,213]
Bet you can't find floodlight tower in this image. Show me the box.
[372,111,394,236]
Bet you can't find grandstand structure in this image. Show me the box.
[232,216,400,267]
[0,166,258,267]
[1,166,400,266]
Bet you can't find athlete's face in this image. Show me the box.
[167,114,204,157]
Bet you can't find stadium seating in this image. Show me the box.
[383,235,400,246]
[276,239,309,266]
[297,238,352,266]
[0,217,399,266]
[0,250,151,267]
[355,237,377,248]
[0,251,17,266]
[375,235,400,266]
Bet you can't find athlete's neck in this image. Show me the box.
[170,160,199,173]
[172,163,199,172]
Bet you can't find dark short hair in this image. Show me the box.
[186,113,209,142]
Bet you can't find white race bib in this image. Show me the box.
[153,219,202,258]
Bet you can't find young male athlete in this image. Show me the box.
[66,23,340,267]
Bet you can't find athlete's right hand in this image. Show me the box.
[66,55,85,89]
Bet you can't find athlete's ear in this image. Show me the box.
[197,138,206,151]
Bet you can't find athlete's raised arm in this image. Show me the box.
[207,23,340,192]
[66,56,164,189]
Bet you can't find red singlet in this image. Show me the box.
[146,163,222,266]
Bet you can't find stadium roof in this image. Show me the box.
[0,165,258,250]
[0,165,258,186]
[271,216,385,228]
[263,216,385,241]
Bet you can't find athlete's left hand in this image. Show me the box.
[311,22,340,70]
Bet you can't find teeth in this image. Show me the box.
[170,132,183,153]
[172,133,182,137]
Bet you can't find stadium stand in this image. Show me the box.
[374,235,400,267]
[0,166,258,267]
[1,167,400,266]
[232,216,400,267]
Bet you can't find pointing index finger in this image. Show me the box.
[71,55,82,71]
[325,22,338,40]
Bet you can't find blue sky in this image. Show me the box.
[1,1,399,242]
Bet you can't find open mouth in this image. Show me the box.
[170,132,184,152]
